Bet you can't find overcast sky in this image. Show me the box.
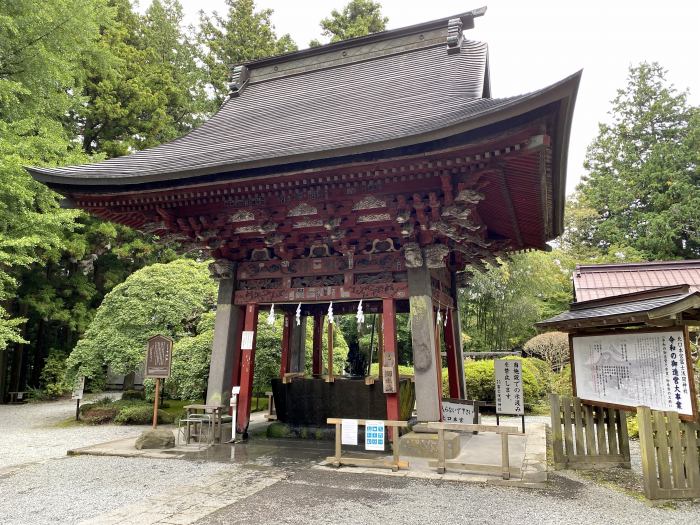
[158,1,700,195]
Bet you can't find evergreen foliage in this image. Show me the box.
[66,259,216,384]
[311,0,387,46]
[565,63,700,260]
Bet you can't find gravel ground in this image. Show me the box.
[0,455,229,525]
[200,467,700,525]
[1,401,698,525]
[0,394,143,470]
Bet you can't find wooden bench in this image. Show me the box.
[8,391,26,403]
[427,421,525,480]
[327,418,410,472]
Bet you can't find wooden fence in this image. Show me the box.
[427,421,523,479]
[637,407,700,500]
[550,394,630,469]
[327,418,410,471]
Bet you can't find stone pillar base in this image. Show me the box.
[399,430,461,459]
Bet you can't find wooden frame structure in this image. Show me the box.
[427,421,524,479]
[638,407,700,499]
[327,418,410,471]
[550,394,631,470]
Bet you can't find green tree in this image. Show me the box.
[460,250,572,351]
[567,62,700,260]
[66,259,217,385]
[79,0,208,157]
[0,0,106,382]
[311,0,387,46]
[198,0,297,104]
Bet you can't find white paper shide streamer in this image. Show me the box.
[327,301,334,325]
[356,299,365,325]
[295,302,302,326]
[267,303,276,326]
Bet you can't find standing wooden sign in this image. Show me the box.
[382,352,397,394]
[146,335,173,378]
[145,335,173,429]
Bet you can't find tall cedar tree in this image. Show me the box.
[566,63,700,260]
[199,0,297,105]
[310,0,387,47]
[79,0,208,157]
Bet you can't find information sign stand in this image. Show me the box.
[495,359,525,433]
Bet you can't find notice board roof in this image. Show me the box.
[574,260,700,302]
[537,285,700,332]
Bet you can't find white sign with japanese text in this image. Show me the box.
[495,359,524,415]
[341,419,358,446]
[441,399,478,424]
[241,331,254,350]
[71,376,85,401]
[572,330,693,416]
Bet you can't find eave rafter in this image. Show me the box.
[69,125,554,270]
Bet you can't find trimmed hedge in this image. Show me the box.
[114,405,173,425]
[465,358,550,406]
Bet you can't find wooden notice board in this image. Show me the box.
[570,327,697,420]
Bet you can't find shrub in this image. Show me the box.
[114,405,173,425]
[79,396,114,414]
[39,351,69,398]
[551,365,573,396]
[524,331,569,371]
[122,390,145,401]
[465,359,543,407]
[627,415,639,439]
[83,406,119,424]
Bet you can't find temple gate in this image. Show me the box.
[28,8,580,436]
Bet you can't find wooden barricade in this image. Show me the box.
[550,394,631,469]
[637,407,700,500]
[427,422,524,480]
[327,418,410,472]
[264,391,277,421]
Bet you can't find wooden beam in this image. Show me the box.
[498,170,523,248]
[236,303,259,436]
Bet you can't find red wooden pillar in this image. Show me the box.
[444,308,461,399]
[279,312,293,379]
[312,314,323,375]
[382,299,400,430]
[237,303,259,435]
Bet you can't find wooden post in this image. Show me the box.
[549,394,564,466]
[443,308,461,399]
[383,299,400,435]
[437,427,446,474]
[501,432,510,480]
[312,314,323,375]
[327,320,334,381]
[334,421,342,467]
[152,378,160,429]
[279,313,292,379]
[237,303,259,435]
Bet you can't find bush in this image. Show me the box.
[121,390,145,401]
[79,396,114,414]
[83,406,119,424]
[465,358,543,407]
[39,351,69,398]
[627,415,639,439]
[551,365,573,396]
[114,405,173,425]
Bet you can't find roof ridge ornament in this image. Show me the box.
[228,65,250,97]
[446,18,464,55]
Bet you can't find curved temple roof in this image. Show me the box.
[28,9,580,191]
